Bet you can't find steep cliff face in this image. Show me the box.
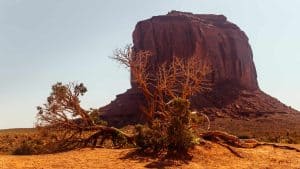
[132,11,258,90]
[100,11,299,127]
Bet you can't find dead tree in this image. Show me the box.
[112,44,210,122]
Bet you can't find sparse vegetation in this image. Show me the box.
[0,45,299,164]
[6,44,296,158]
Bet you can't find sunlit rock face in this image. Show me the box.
[132,11,258,90]
[100,11,298,127]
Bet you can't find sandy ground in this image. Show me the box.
[0,144,300,169]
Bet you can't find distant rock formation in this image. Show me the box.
[100,11,299,127]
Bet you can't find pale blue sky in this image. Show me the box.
[0,0,299,129]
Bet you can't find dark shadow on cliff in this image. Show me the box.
[191,81,242,110]
[100,82,244,127]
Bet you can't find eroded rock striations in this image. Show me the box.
[100,11,299,129]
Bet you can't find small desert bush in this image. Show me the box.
[166,98,196,154]
[13,142,35,155]
[10,128,78,155]
[0,129,40,154]
[135,98,199,155]
[135,121,168,153]
[12,139,43,155]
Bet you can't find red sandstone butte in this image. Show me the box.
[100,11,299,127]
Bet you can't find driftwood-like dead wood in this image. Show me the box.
[200,131,259,148]
[200,131,300,158]
[254,143,300,152]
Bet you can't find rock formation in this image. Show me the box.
[100,11,299,133]
[132,11,258,90]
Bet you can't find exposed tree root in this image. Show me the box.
[45,127,300,157]
[254,143,300,152]
[217,142,244,158]
[200,131,259,148]
[200,130,300,158]
[41,125,136,153]
[83,126,135,148]
[81,129,300,156]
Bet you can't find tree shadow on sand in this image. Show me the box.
[119,149,193,168]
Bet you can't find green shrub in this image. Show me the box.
[135,98,198,155]
[167,98,195,154]
[135,121,168,153]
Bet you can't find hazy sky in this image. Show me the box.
[0,0,299,129]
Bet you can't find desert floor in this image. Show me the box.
[0,143,299,169]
